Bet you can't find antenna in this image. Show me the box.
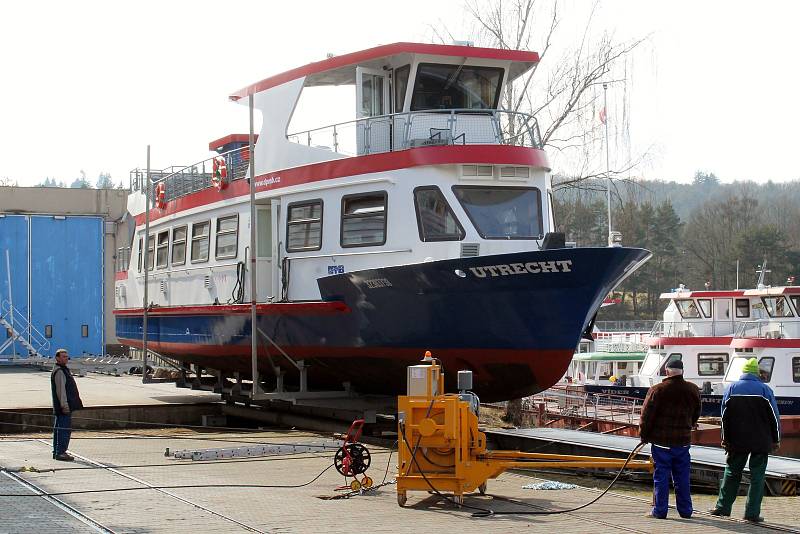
[756,258,771,289]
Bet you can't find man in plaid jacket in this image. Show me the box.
[639,359,701,519]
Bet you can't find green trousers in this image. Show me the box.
[715,451,768,518]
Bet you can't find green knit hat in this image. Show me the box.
[742,357,760,375]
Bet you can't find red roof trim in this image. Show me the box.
[208,134,258,150]
[731,338,800,349]
[229,42,540,101]
[134,144,549,225]
[659,291,746,299]
[648,336,732,346]
[114,302,350,316]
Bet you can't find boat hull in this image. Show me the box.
[116,246,650,402]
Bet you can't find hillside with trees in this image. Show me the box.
[556,173,800,320]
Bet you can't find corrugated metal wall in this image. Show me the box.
[0,215,103,357]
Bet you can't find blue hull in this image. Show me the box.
[116,246,649,402]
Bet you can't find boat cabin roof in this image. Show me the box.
[229,42,540,101]
[659,290,747,300]
[743,286,800,296]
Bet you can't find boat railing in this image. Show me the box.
[128,145,250,203]
[286,108,542,157]
[593,340,649,353]
[736,319,800,339]
[530,385,644,426]
[594,320,657,333]
[651,320,741,338]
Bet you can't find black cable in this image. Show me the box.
[381,440,397,485]
[229,258,245,304]
[0,463,336,497]
[471,442,647,517]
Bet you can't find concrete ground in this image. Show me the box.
[0,366,219,409]
[1,428,797,534]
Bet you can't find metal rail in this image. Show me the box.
[1,468,115,533]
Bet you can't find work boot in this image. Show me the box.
[707,508,730,517]
[744,516,764,523]
[54,453,74,462]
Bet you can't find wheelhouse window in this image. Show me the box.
[452,186,542,239]
[341,192,387,247]
[410,63,503,111]
[215,215,239,260]
[147,235,155,271]
[675,299,701,318]
[171,226,187,266]
[156,230,169,269]
[414,187,464,242]
[759,357,775,382]
[697,353,729,376]
[793,357,800,383]
[137,237,143,272]
[792,296,800,316]
[287,201,323,252]
[394,65,410,112]
[660,353,682,376]
[191,221,210,263]
[735,298,750,318]
[762,296,794,317]
[698,299,712,318]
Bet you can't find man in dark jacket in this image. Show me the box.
[639,359,701,519]
[709,358,780,523]
[51,349,83,461]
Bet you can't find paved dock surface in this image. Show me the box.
[0,366,219,409]
[1,428,797,534]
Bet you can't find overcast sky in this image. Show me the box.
[1,0,798,187]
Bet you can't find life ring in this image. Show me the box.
[212,156,228,191]
[154,182,166,210]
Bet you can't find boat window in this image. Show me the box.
[548,190,556,232]
[287,200,323,252]
[762,296,794,317]
[725,357,748,380]
[675,299,700,318]
[410,63,503,111]
[735,298,750,318]
[697,299,712,318]
[216,215,239,260]
[759,357,775,382]
[137,237,143,272]
[171,226,187,266]
[640,353,662,376]
[698,353,729,376]
[790,296,800,316]
[147,235,155,271]
[793,357,800,383]
[452,186,542,239]
[659,353,682,376]
[156,231,169,269]
[191,221,211,263]
[414,187,465,242]
[394,65,410,112]
[341,192,387,247]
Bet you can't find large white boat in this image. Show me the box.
[113,42,650,402]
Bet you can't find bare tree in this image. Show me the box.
[455,0,647,186]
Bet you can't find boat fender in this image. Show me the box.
[154,182,167,210]
[212,156,228,191]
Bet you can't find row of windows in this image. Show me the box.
[661,352,800,382]
[6,325,89,339]
[676,296,800,320]
[285,186,543,252]
[137,215,238,271]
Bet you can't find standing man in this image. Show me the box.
[639,359,701,519]
[709,358,780,523]
[51,349,83,461]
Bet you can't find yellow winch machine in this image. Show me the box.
[396,352,653,507]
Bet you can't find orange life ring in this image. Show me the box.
[154,182,166,210]
[212,156,228,191]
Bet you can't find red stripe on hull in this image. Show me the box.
[118,340,572,401]
[134,145,549,225]
[731,338,800,349]
[113,301,350,316]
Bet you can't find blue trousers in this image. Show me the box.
[53,414,72,456]
[651,444,693,518]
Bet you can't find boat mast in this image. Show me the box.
[603,83,612,247]
[248,94,261,397]
[142,146,150,383]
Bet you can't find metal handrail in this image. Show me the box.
[650,320,740,338]
[1,300,50,355]
[735,319,797,339]
[287,108,543,155]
